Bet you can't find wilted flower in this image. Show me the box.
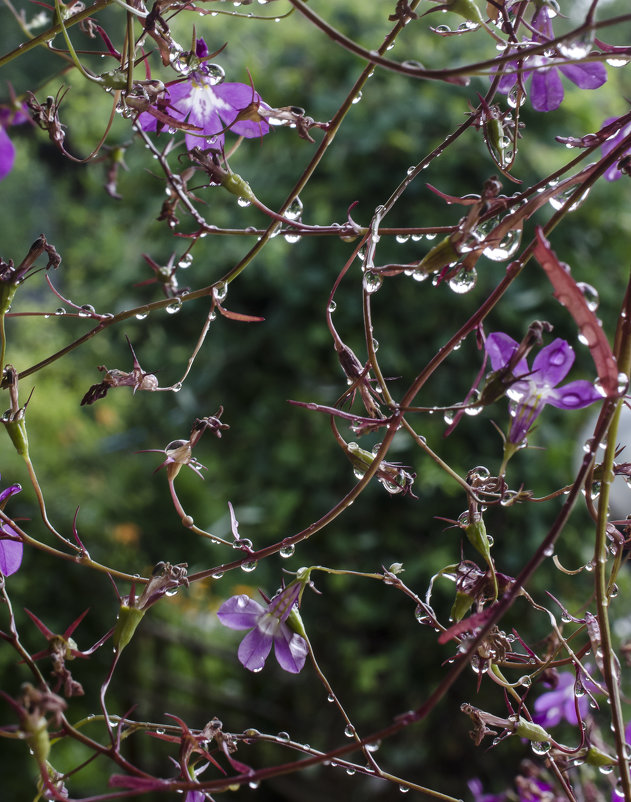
[485,332,602,446]
[600,116,631,181]
[217,582,308,673]
[0,474,23,576]
[497,7,606,112]
[138,38,271,151]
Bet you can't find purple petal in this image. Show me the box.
[217,594,264,630]
[485,333,529,377]
[531,7,554,41]
[273,624,308,673]
[213,83,271,139]
[237,626,273,671]
[267,582,302,624]
[196,38,209,59]
[558,61,607,90]
[508,401,543,444]
[496,62,518,94]
[546,379,602,410]
[0,482,21,504]
[185,792,205,802]
[0,525,23,576]
[0,127,15,181]
[530,63,564,112]
[531,338,574,386]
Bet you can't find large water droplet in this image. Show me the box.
[285,197,303,221]
[363,272,383,294]
[448,268,477,294]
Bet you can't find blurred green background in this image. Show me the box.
[0,0,630,799]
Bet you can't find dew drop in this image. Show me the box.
[277,731,290,741]
[78,304,96,317]
[531,740,550,755]
[351,91,362,105]
[55,307,66,316]
[285,197,303,221]
[135,311,149,320]
[576,282,599,312]
[241,560,257,573]
[166,299,183,315]
[344,725,355,738]
[279,544,295,558]
[328,300,337,313]
[363,272,383,294]
[448,268,477,294]
[284,231,301,244]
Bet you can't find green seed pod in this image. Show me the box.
[221,173,256,203]
[415,236,460,277]
[450,590,475,623]
[112,604,145,654]
[465,518,498,599]
[25,715,50,763]
[515,718,549,742]
[446,0,484,24]
[0,284,17,315]
[3,417,29,457]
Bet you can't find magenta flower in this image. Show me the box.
[485,332,602,445]
[497,8,606,112]
[217,583,308,673]
[533,671,589,728]
[138,38,271,150]
[0,475,23,576]
[601,116,631,181]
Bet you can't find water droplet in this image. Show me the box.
[206,63,225,85]
[178,253,193,269]
[166,299,182,315]
[135,311,149,320]
[396,234,410,244]
[344,725,355,738]
[328,300,337,313]
[483,227,522,261]
[285,197,303,221]
[363,272,382,294]
[214,281,228,302]
[351,91,362,105]
[211,571,224,579]
[277,731,290,741]
[284,231,301,244]
[549,186,590,212]
[531,740,550,755]
[327,693,335,702]
[78,304,96,317]
[249,779,261,789]
[241,560,257,573]
[606,56,630,68]
[576,282,599,311]
[346,768,356,776]
[55,307,66,316]
[448,268,477,294]
[518,675,532,688]
[279,544,295,558]
[399,786,410,794]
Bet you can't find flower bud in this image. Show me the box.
[221,172,256,203]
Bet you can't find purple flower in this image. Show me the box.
[497,8,606,112]
[0,103,28,180]
[217,583,308,673]
[485,332,602,445]
[601,116,631,181]
[533,671,589,728]
[0,475,23,576]
[138,38,271,151]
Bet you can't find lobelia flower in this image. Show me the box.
[497,7,606,112]
[600,116,631,181]
[217,582,308,673]
[532,671,590,729]
[485,332,603,446]
[138,38,271,151]
[0,474,23,576]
